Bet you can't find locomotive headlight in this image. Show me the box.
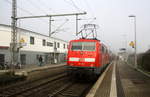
[69,57,79,61]
[85,58,95,62]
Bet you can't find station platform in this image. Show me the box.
[0,63,66,76]
[86,60,150,97]
[116,60,150,97]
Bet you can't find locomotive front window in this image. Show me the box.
[83,42,95,51]
[71,42,95,51]
[71,42,82,51]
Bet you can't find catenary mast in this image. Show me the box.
[11,0,18,72]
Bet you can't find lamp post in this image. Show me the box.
[128,15,137,69]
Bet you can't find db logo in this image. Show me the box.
[79,58,84,62]
[80,51,84,55]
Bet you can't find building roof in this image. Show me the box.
[0,24,68,43]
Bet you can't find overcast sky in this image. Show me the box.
[0,0,150,53]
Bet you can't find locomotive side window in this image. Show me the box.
[102,46,105,53]
[106,49,108,54]
[71,42,95,51]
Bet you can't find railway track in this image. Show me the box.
[0,66,66,89]
[0,66,96,97]
[49,80,94,97]
[0,72,68,97]
[0,74,94,97]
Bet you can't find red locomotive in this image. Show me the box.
[66,24,110,76]
[66,38,110,75]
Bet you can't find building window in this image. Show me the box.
[43,39,46,46]
[54,42,56,49]
[63,44,65,49]
[30,36,34,44]
[57,42,60,48]
[0,54,5,65]
[47,42,53,47]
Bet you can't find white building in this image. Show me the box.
[0,24,68,65]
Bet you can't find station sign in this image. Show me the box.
[129,41,134,48]
[19,38,27,47]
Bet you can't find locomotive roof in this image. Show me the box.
[70,38,100,42]
[70,38,108,49]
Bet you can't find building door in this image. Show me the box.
[20,54,26,65]
[0,54,4,65]
[44,54,49,64]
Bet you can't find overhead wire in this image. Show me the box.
[51,19,69,35]
[23,0,72,36]
[82,0,102,38]
[64,0,97,31]
[63,0,87,36]
[35,0,70,33]
[4,0,58,35]
[85,0,100,24]
[37,0,49,13]
[63,0,83,12]
[5,0,34,16]
[5,0,86,36]
[37,0,56,14]
[83,0,96,18]
[70,0,82,12]
[33,0,74,35]
[25,0,47,15]
[5,0,49,25]
[23,0,58,28]
[76,0,97,25]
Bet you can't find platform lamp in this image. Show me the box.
[128,15,137,69]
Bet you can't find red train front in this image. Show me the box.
[67,38,110,75]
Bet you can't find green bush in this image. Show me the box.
[141,54,150,71]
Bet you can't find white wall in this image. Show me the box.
[0,26,11,47]
[0,25,68,53]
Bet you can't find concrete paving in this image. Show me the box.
[117,60,150,97]
[86,60,150,97]
[86,62,114,97]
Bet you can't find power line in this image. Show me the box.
[4,0,57,32]
[36,0,69,24]
[63,0,74,11]
[23,0,68,29]
[37,0,56,14]
[64,0,82,12]
[83,0,100,25]
[63,0,97,28]
[51,19,69,35]
[70,0,81,11]
[83,0,95,17]
[5,0,48,24]
[25,0,47,14]
[5,0,34,15]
